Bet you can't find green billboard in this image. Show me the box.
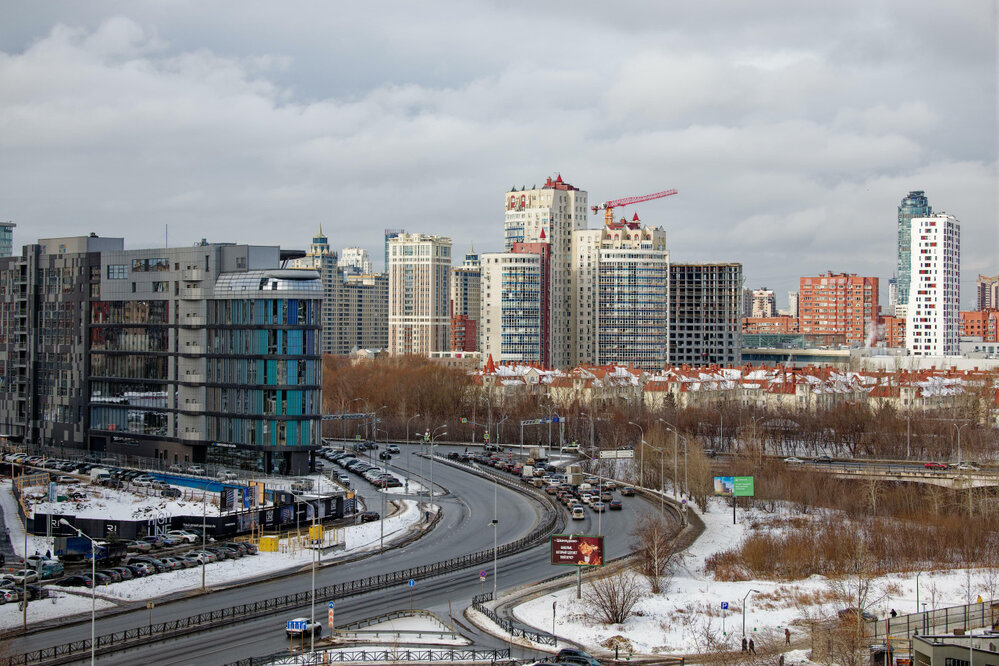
[713,476,755,497]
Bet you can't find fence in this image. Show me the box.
[870,599,999,640]
[223,647,513,666]
[472,592,557,646]
[3,456,563,666]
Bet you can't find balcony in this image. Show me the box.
[181,288,205,300]
[182,269,205,282]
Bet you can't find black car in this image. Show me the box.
[378,450,392,461]
[57,575,94,588]
[359,511,380,522]
[814,455,834,464]
[554,648,602,666]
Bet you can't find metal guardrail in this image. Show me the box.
[472,592,556,646]
[871,599,999,639]
[224,647,513,666]
[3,455,562,666]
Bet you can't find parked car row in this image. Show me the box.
[54,539,258,588]
[325,450,403,489]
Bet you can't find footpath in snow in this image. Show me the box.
[513,497,986,660]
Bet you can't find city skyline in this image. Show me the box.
[2,2,995,308]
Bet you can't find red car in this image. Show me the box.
[924,462,947,471]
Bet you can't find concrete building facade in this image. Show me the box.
[669,263,742,366]
[387,233,451,356]
[978,274,999,311]
[450,246,481,353]
[907,213,961,356]
[479,251,545,364]
[751,288,776,318]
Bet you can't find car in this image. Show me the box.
[158,557,184,571]
[217,471,238,481]
[784,457,806,464]
[158,535,182,548]
[386,445,400,454]
[609,499,623,510]
[703,448,718,458]
[286,617,323,638]
[55,475,80,484]
[126,540,152,552]
[189,551,217,565]
[378,450,392,461]
[0,589,22,603]
[91,571,112,586]
[620,486,636,496]
[555,648,602,666]
[108,566,135,581]
[838,607,877,623]
[3,570,39,584]
[210,545,243,559]
[166,530,199,544]
[955,462,980,471]
[160,487,182,498]
[359,511,380,523]
[592,501,607,513]
[221,542,249,556]
[24,584,49,601]
[167,464,185,473]
[130,556,170,572]
[186,465,206,475]
[924,462,947,471]
[126,562,156,577]
[98,569,122,583]
[36,561,65,579]
[571,506,586,520]
[814,455,834,464]
[177,556,201,568]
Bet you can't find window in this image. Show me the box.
[107,265,127,279]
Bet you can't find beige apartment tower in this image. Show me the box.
[387,233,452,356]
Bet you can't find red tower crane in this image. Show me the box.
[591,189,678,226]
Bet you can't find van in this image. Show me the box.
[89,468,111,484]
[571,506,585,520]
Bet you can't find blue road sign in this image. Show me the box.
[287,619,307,631]
[328,601,335,609]
[721,602,729,610]
[408,579,416,587]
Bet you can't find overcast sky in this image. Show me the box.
[2,1,996,309]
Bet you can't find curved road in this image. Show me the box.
[9,442,658,664]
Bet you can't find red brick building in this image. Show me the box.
[799,272,879,345]
[879,315,906,348]
[741,315,799,334]
[960,309,999,342]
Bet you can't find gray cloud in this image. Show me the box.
[1,2,995,310]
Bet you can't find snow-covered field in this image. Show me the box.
[0,499,428,629]
[22,482,220,520]
[514,498,985,658]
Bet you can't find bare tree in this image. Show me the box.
[631,510,682,594]
[586,571,644,625]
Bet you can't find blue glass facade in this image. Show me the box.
[897,190,932,308]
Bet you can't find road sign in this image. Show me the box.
[287,619,307,631]
[721,602,729,610]
[408,579,415,587]
[599,449,634,459]
[328,601,335,609]
[461,418,468,423]
[479,573,486,582]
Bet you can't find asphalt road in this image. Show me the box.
[8,442,657,664]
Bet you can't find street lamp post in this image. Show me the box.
[647,444,667,514]
[742,588,761,637]
[659,419,680,499]
[492,474,499,598]
[405,413,421,480]
[954,423,970,466]
[59,519,96,666]
[429,425,447,507]
[627,422,644,488]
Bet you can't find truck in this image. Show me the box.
[54,536,128,564]
[521,465,534,480]
[529,447,549,462]
[89,468,111,484]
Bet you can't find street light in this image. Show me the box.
[659,419,681,499]
[742,588,761,637]
[491,474,499,598]
[954,423,970,466]
[646,444,667,514]
[59,519,96,666]
[429,425,447,507]
[627,422,644,489]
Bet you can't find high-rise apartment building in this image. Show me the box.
[450,245,481,353]
[787,291,800,318]
[960,309,998,342]
[339,247,373,276]
[572,214,669,370]
[886,277,897,317]
[0,222,14,257]
[387,233,451,356]
[907,213,960,356]
[751,288,776,318]
[741,288,754,318]
[1,236,322,474]
[479,251,546,364]
[669,263,742,366]
[798,272,879,345]
[978,274,999,311]
[896,190,932,311]
[504,175,587,368]
[384,229,404,272]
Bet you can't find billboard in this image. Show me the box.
[599,449,634,459]
[551,534,605,567]
[713,476,755,497]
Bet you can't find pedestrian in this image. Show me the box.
[741,637,748,652]
[779,655,785,666]
[785,627,791,645]
[890,608,897,618]
[749,638,756,655]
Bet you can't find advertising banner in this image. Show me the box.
[550,534,604,566]
[713,476,755,497]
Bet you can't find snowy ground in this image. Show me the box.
[20,481,221,521]
[0,499,428,629]
[514,497,987,659]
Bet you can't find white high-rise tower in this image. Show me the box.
[906,213,960,356]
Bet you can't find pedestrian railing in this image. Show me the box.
[870,599,998,639]
[224,647,513,665]
[471,592,557,646]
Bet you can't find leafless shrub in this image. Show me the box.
[631,510,682,594]
[585,571,645,625]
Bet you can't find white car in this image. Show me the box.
[4,570,39,584]
[166,530,199,544]
[285,617,323,638]
[784,457,806,464]
[186,465,206,475]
